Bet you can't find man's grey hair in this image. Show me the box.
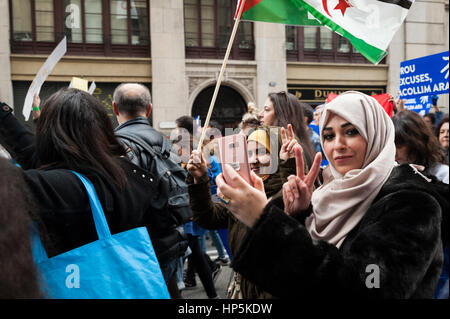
[113,83,152,116]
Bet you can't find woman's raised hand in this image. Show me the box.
[32,94,41,120]
[187,150,207,183]
[280,124,298,161]
[283,145,322,216]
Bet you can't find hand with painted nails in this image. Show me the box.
[216,164,267,227]
[282,145,322,216]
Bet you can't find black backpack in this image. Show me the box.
[115,132,192,229]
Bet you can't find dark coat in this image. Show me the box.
[187,156,298,299]
[115,117,188,264]
[231,164,448,299]
[0,105,186,265]
[22,159,179,259]
[115,117,178,167]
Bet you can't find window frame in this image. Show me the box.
[286,26,383,64]
[184,0,254,60]
[10,0,150,57]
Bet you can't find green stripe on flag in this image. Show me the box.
[291,0,387,64]
[242,0,320,26]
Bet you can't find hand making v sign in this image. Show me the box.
[282,145,322,216]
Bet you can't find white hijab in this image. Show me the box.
[305,91,396,248]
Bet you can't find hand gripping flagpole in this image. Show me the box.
[196,0,247,152]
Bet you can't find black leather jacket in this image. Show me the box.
[115,117,188,265]
[115,117,179,167]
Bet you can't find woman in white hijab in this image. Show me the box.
[216,91,448,298]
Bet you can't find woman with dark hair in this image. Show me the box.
[393,110,449,184]
[0,158,43,298]
[0,89,179,269]
[258,91,315,168]
[436,115,449,164]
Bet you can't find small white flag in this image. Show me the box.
[23,37,67,120]
[88,81,96,95]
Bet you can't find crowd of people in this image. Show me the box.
[0,84,448,299]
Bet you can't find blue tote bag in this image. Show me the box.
[31,171,171,299]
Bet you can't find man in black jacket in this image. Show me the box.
[113,83,188,298]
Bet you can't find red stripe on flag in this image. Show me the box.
[235,0,263,19]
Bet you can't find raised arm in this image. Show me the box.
[0,102,39,169]
[187,150,230,230]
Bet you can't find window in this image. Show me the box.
[110,0,149,46]
[36,0,55,41]
[184,0,254,60]
[286,26,380,64]
[12,0,55,42]
[64,0,103,44]
[10,0,150,57]
[12,0,33,42]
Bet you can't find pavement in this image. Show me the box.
[180,236,233,299]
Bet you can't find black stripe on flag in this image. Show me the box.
[377,0,413,9]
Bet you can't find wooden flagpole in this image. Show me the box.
[196,0,247,152]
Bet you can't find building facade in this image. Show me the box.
[0,0,448,134]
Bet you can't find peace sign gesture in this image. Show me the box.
[282,145,322,216]
[280,124,298,161]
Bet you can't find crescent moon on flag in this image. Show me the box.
[322,0,332,17]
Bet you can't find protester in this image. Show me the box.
[0,158,43,298]
[0,89,175,296]
[423,97,444,133]
[258,91,315,169]
[172,115,221,299]
[201,144,229,266]
[238,102,260,136]
[112,83,188,298]
[313,104,324,126]
[187,124,305,298]
[300,102,321,154]
[423,112,437,134]
[239,113,260,136]
[393,110,449,299]
[312,103,329,170]
[389,93,405,115]
[217,91,448,299]
[433,114,449,299]
[436,115,449,164]
[393,110,449,184]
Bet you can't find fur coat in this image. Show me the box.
[231,164,449,299]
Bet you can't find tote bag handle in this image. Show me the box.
[32,171,112,262]
[70,171,112,239]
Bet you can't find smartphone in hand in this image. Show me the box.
[217,134,253,187]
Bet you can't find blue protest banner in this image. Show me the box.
[400,51,449,99]
[403,95,433,116]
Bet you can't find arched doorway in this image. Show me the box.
[191,85,247,133]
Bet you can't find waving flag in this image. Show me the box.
[236,0,415,64]
[235,0,321,25]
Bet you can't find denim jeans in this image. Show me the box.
[199,230,226,259]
